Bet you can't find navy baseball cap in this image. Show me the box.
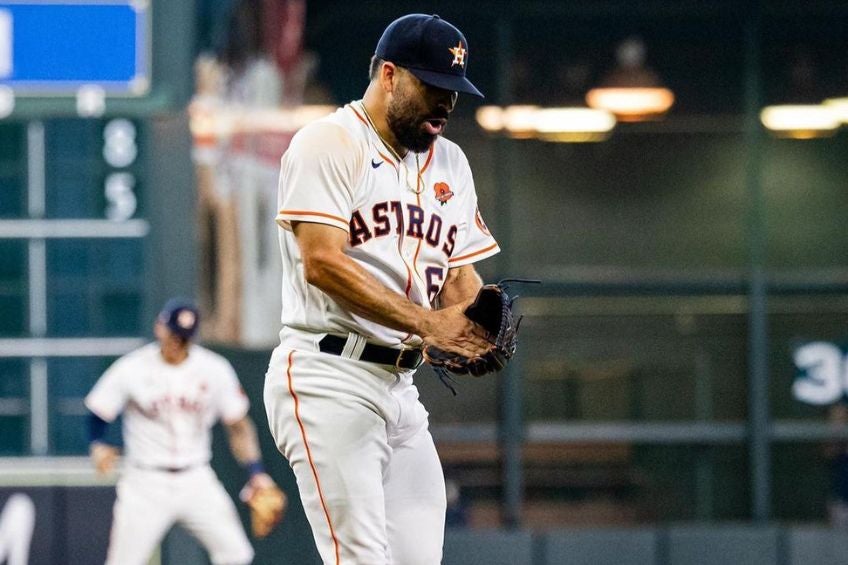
[157,298,199,340]
[375,14,483,97]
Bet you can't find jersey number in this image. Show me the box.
[425,266,444,304]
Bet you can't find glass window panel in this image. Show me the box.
[0,123,23,158]
[47,239,144,281]
[764,137,848,270]
[91,239,145,281]
[47,240,144,336]
[506,133,748,273]
[50,357,111,398]
[99,292,143,336]
[772,443,833,523]
[45,119,105,219]
[0,240,26,284]
[520,296,748,422]
[0,418,26,454]
[0,123,25,219]
[45,119,101,161]
[46,290,89,337]
[418,363,499,424]
[0,359,27,396]
[0,178,25,218]
[0,294,25,336]
[0,240,26,336]
[0,360,27,454]
[50,357,118,455]
[51,412,89,455]
[444,444,750,527]
[46,173,104,219]
[631,445,750,521]
[47,239,89,278]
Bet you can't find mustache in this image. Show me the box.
[425,109,450,121]
[419,112,449,123]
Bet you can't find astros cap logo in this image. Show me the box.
[177,310,196,330]
[449,41,466,67]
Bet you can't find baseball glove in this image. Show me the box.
[425,279,537,380]
[239,473,287,538]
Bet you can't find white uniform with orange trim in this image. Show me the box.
[85,343,255,565]
[264,100,499,565]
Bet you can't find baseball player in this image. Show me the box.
[264,14,498,565]
[85,298,285,565]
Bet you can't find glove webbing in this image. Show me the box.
[432,278,540,393]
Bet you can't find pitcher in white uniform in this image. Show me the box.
[86,298,283,565]
[264,14,498,565]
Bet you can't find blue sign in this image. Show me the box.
[0,1,150,95]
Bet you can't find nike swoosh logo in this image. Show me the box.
[371,159,383,168]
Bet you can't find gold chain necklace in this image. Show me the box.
[359,101,422,194]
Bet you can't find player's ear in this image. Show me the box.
[380,62,399,94]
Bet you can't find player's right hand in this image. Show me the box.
[419,302,494,359]
[90,442,120,476]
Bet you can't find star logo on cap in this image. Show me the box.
[448,41,466,68]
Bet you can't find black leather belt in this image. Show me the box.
[133,463,199,473]
[319,334,423,370]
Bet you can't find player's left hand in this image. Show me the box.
[425,280,536,378]
[89,442,120,476]
[239,473,287,538]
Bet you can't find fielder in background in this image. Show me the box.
[85,298,286,565]
[265,13,497,565]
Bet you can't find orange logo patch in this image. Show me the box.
[475,207,490,235]
[434,182,454,205]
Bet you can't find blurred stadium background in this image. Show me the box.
[2,1,848,563]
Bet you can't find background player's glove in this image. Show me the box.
[89,442,120,476]
[239,473,287,538]
[425,280,535,379]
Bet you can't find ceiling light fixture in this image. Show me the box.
[823,97,848,124]
[585,37,675,122]
[475,105,616,143]
[759,105,840,139]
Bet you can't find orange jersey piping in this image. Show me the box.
[279,209,348,226]
[376,150,398,170]
[411,190,424,278]
[349,103,399,169]
[419,145,434,175]
[349,104,367,126]
[286,351,341,565]
[448,242,499,263]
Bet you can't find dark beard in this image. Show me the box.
[386,97,437,153]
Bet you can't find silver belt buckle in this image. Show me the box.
[395,345,423,370]
[394,346,406,371]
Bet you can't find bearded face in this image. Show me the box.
[386,90,438,153]
[386,70,454,153]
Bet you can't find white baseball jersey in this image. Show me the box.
[275,100,499,347]
[85,343,249,469]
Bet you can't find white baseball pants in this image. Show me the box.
[264,340,446,565]
[105,465,254,565]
